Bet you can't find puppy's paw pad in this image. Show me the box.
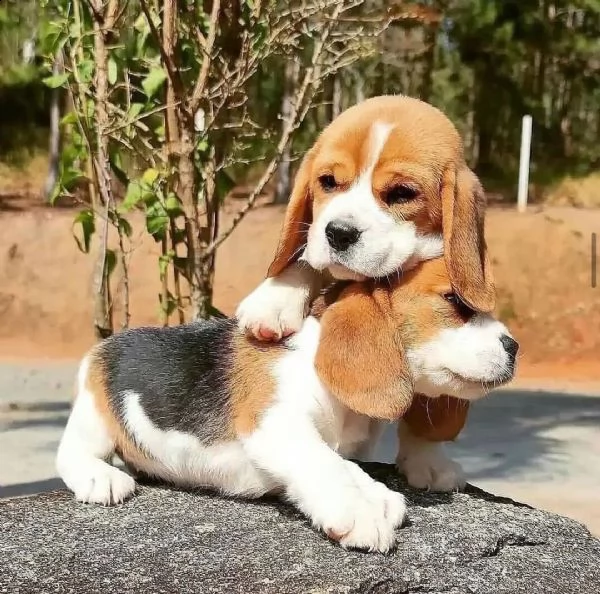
[236,279,308,341]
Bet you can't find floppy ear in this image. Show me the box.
[402,394,469,442]
[267,152,314,278]
[441,165,495,313]
[314,284,413,420]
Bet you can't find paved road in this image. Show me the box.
[1,361,599,535]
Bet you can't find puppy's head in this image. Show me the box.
[313,257,516,420]
[269,95,495,312]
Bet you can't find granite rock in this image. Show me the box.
[1,463,599,594]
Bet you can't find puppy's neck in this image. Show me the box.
[309,281,354,319]
[402,233,444,271]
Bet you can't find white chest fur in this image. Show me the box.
[270,317,375,456]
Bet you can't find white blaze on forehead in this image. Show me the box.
[362,122,395,178]
[305,119,432,277]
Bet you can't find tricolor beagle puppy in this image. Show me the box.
[56,256,517,553]
[236,95,495,342]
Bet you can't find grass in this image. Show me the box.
[0,150,49,194]
[542,172,600,208]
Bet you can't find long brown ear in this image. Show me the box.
[402,394,469,442]
[441,165,495,312]
[267,152,314,278]
[314,284,413,420]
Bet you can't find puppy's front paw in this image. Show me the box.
[68,461,136,505]
[236,277,309,341]
[397,444,465,492]
[315,469,406,553]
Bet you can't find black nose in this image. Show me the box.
[325,222,361,252]
[500,335,519,359]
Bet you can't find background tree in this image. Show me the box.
[1,0,598,336]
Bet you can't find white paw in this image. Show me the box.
[313,463,406,553]
[397,445,465,492]
[236,276,309,341]
[68,462,136,505]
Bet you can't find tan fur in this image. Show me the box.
[441,166,495,312]
[266,95,494,312]
[402,394,469,442]
[315,258,472,430]
[267,151,314,277]
[86,352,151,472]
[230,335,285,436]
[315,283,414,420]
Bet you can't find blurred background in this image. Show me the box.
[0,1,598,534]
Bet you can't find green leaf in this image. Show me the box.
[77,60,95,85]
[158,291,178,317]
[109,149,128,186]
[42,73,69,88]
[171,228,187,245]
[108,211,133,238]
[108,57,118,85]
[146,203,169,240]
[215,170,236,202]
[105,249,117,277]
[127,103,144,119]
[119,217,133,238]
[48,183,62,206]
[122,180,145,210]
[60,167,85,191]
[196,138,209,153]
[121,171,158,211]
[61,112,78,127]
[72,209,95,253]
[173,256,188,272]
[164,193,183,216]
[208,305,227,319]
[142,168,159,185]
[158,250,175,277]
[142,67,167,99]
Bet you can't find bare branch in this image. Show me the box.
[203,1,346,258]
[190,0,221,111]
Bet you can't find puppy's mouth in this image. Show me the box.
[328,263,367,281]
[447,368,515,391]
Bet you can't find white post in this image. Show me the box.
[517,115,533,213]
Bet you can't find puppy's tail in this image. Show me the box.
[56,354,135,505]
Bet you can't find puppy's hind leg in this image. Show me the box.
[56,356,136,505]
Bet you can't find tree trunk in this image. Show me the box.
[274,59,299,204]
[90,0,118,339]
[419,24,437,102]
[354,69,365,103]
[331,74,342,119]
[44,55,62,201]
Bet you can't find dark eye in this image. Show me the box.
[443,292,474,319]
[443,292,460,305]
[318,174,337,192]
[384,184,419,204]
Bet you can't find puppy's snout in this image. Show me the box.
[500,334,519,360]
[325,222,361,252]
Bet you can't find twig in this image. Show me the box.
[203,2,344,258]
[191,0,221,111]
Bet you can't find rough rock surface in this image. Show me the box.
[1,463,599,594]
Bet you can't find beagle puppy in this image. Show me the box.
[236,95,495,342]
[56,255,517,553]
